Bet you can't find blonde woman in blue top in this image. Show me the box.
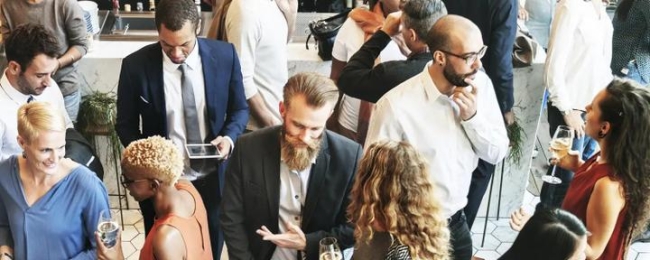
[0,101,110,260]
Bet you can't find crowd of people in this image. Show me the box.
[0,0,648,259]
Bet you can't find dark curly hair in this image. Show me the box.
[597,78,650,242]
[4,23,60,72]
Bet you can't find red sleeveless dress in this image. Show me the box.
[140,182,213,260]
[562,154,628,260]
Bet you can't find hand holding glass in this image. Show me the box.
[97,210,119,248]
[543,125,574,184]
[319,237,342,260]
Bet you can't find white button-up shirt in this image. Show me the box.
[271,158,314,260]
[365,63,509,218]
[544,0,613,112]
[162,41,233,180]
[0,71,73,160]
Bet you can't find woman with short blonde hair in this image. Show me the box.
[0,101,110,260]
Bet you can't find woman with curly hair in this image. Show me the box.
[512,78,650,259]
[348,140,450,260]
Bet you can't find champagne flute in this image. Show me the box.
[97,209,119,248]
[319,237,342,260]
[543,125,574,184]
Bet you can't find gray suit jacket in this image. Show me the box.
[221,126,361,260]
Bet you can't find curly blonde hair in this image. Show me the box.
[121,136,184,185]
[347,140,450,260]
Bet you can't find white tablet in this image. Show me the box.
[185,144,223,159]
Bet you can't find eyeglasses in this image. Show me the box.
[120,175,149,188]
[438,45,488,65]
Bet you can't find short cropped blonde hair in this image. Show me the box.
[17,101,66,143]
[121,136,184,185]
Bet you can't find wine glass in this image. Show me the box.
[97,209,119,248]
[319,237,342,260]
[543,125,574,184]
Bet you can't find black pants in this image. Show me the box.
[449,211,473,260]
[139,165,225,259]
[464,159,496,228]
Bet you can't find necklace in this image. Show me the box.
[0,82,21,106]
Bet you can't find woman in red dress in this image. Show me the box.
[512,78,650,259]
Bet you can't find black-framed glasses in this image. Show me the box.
[120,174,149,188]
[438,45,488,65]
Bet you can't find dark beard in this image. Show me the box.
[280,129,322,171]
[443,64,476,87]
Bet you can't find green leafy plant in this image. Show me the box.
[77,91,121,161]
[507,116,527,167]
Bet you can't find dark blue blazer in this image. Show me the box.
[116,38,249,148]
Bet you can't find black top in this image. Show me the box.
[337,30,432,103]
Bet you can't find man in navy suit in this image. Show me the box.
[115,0,248,257]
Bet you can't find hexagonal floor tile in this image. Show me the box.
[121,241,136,258]
[492,226,518,243]
[120,226,140,242]
[472,233,501,250]
[631,242,650,253]
[473,250,501,260]
[131,233,146,249]
[496,242,512,255]
[127,250,141,260]
[471,219,497,234]
[635,252,650,260]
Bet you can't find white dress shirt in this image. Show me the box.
[225,0,288,130]
[332,18,405,132]
[544,0,613,112]
[365,63,509,218]
[271,159,314,260]
[162,42,233,180]
[0,71,73,160]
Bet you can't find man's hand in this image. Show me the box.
[562,110,585,139]
[211,136,232,159]
[503,111,515,126]
[95,230,124,260]
[518,4,529,21]
[256,221,307,250]
[380,11,402,37]
[509,207,531,232]
[453,79,479,121]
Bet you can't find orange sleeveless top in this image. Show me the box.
[140,181,213,260]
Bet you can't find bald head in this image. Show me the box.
[426,15,482,53]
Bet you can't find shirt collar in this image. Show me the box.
[0,69,33,104]
[420,61,443,102]
[161,38,201,72]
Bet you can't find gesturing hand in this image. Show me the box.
[453,78,479,121]
[256,221,307,250]
[509,207,531,232]
[210,136,232,159]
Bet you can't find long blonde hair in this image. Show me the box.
[347,140,450,259]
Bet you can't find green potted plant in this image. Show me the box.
[78,91,117,136]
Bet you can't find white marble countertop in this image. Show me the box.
[86,40,323,61]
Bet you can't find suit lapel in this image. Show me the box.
[198,39,220,137]
[302,133,330,228]
[264,128,282,225]
[145,44,167,133]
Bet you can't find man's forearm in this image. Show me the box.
[247,93,279,128]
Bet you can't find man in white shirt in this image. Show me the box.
[221,72,361,260]
[365,15,509,260]
[0,24,73,161]
[219,0,291,130]
[539,0,613,209]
